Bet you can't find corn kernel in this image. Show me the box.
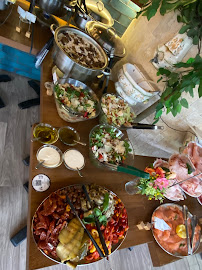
[66,204,71,212]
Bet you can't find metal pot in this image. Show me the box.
[74,0,113,30]
[50,24,109,82]
[37,0,76,16]
[85,21,126,66]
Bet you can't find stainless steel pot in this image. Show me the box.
[37,0,76,16]
[86,21,126,67]
[50,24,109,82]
[74,0,113,30]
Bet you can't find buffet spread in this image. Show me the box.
[30,21,202,268]
[1,1,201,269]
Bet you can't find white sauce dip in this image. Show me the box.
[37,147,60,167]
[64,150,84,170]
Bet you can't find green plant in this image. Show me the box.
[154,55,202,122]
[138,0,202,120]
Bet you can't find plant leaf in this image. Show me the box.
[180,98,189,108]
[176,104,182,113]
[146,8,158,20]
[186,58,195,64]
[152,119,159,124]
[157,68,171,76]
[198,80,202,98]
[179,24,190,34]
[193,35,199,45]
[155,109,163,119]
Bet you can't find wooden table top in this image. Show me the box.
[0,2,201,269]
[26,53,202,270]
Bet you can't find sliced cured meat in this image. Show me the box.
[169,154,192,181]
[153,158,169,169]
[183,142,202,172]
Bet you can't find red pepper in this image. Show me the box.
[92,251,100,260]
[98,153,103,160]
[84,112,88,118]
[85,254,94,261]
[80,92,85,98]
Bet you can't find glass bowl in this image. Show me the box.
[99,93,136,129]
[58,126,80,146]
[53,78,100,123]
[33,123,59,144]
[63,149,85,171]
[89,123,134,170]
[36,145,63,169]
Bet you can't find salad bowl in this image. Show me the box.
[53,78,100,123]
[99,93,136,129]
[89,124,134,170]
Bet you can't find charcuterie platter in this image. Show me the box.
[32,184,128,267]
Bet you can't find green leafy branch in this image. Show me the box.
[154,55,202,122]
[138,0,202,52]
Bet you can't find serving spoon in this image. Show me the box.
[74,140,86,146]
[35,160,45,169]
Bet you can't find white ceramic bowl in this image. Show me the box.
[115,82,137,105]
[123,63,156,97]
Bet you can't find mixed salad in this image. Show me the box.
[54,83,97,118]
[101,94,135,127]
[90,125,132,164]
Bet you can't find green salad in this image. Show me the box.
[54,83,96,118]
[90,126,132,164]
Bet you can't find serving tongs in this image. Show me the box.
[65,194,105,258]
[182,205,192,255]
[120,123,164,130]
[82,185,109,256]
[168,172,202,188]
[104,163,150,179]
[190,215,197,253]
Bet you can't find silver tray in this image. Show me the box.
[32,184,128,266]
[151,203,201,258]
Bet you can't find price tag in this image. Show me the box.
[153,217,171,231]
[32,174,50,192]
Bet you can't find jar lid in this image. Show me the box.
[85,21,126,58]
[32,174,51,192]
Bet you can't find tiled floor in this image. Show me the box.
[0,71,201,270]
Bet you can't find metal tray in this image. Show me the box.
[32,184,128,266]
[151,203,201,258]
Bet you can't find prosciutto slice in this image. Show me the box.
[168,144,202,197]
[183,142,202,172]
[153,158,169,169]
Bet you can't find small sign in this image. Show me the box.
[17,6,36,23]
[153,217,171,231]
[32,174,50,192]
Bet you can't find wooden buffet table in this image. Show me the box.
[0,2,201,269]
